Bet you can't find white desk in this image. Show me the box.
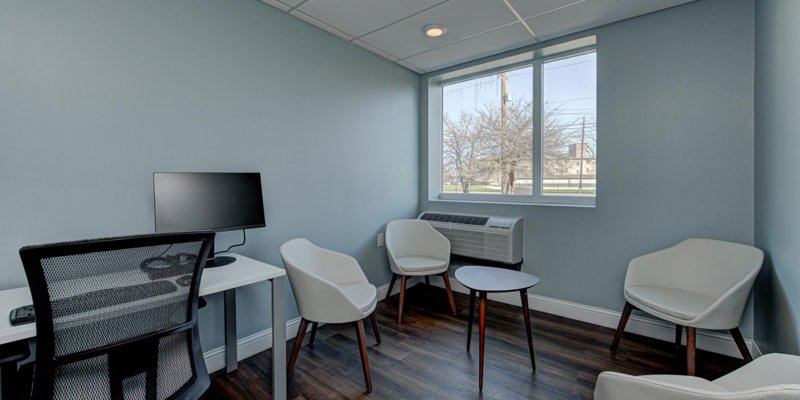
[0,253,287,400]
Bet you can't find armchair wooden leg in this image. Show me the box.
[355,320,373,393]
[442,272,457,316]
[611,302,634,353]
[386,274,398,302]
[687,327,696,376]
[369,313,382,345]
[730,327,753,362]
[398,275,407,323]
[675,324,683,347]
[287,318,309,377]
[308,322,318,347]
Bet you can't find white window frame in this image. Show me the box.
[426,36,597,207]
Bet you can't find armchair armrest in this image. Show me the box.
[595,372,800,400]
[427,227,451,262]
[312,246,369,286]
[625,246,677,288]
[286,266,366,323]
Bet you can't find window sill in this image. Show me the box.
[429,196,596,208]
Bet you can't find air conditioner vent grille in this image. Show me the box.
[420,213,488,226]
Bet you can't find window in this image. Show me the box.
[442,65,534,195]
[428,38,596,206]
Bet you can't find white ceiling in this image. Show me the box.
[261,0,695,74]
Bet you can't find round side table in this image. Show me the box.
[455,265,541,391]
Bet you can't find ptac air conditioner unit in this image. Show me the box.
[419,212,523,267]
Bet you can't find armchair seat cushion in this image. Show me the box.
[395,256,448,275]
[625,285,715,321]
[340,283,378,315]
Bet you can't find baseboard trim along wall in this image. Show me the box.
[203,276,760,371]
[203,277,418,373]
[428,276,761,360]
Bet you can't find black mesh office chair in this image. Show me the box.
[18,232,214,400]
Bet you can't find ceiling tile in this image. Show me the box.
[360,0,520,60]
[289,10,354,41]
[527,0,695,42]
[297,0,445,39]
[404,23,534,72]
[351,40,398,61]
[261,0,290,12]
[506,0,584,19]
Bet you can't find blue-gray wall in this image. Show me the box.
[420,0,757,336]
[754,0,800,355]
[0,0,418,351]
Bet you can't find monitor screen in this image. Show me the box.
[154,172,266,233]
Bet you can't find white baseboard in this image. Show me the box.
[428,275,760,360]
[204,275,757,372]
[203,280,409,372]
[203,316,303,373]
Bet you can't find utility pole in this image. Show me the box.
[578,116,586,194]
[500,72,509,194]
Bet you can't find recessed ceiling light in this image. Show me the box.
[423,24,447,38]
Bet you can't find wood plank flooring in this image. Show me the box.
[202,285,745,400]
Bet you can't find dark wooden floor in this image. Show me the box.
[202,285,745,400]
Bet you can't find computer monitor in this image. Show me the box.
[153,172,266,267]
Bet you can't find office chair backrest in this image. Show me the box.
[19,232,214,400]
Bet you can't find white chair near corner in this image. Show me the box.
[385,219,457,323]
[594,353,800,400]
[610,238,764,375]
[280,238,380,393]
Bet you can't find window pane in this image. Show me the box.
[542,52,597,196]
[442,66,534,195]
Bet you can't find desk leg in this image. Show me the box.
[224,289,238,373]
[271,276,287,400]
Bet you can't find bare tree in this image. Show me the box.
[442,111,489,193]
[478,100,533,194]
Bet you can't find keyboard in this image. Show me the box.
[9,280,178,325]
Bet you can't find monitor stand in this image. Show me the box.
[206,255,236,268]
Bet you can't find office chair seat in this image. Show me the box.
[625,285,716,321]
[393,256,448,275]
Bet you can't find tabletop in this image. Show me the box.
[0,253,284,345]
[455,265,540,293]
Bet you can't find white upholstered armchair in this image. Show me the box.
[384,219,457,323]
[611,238,764,375]
[594,353,800,400]
[280,238,380,393]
